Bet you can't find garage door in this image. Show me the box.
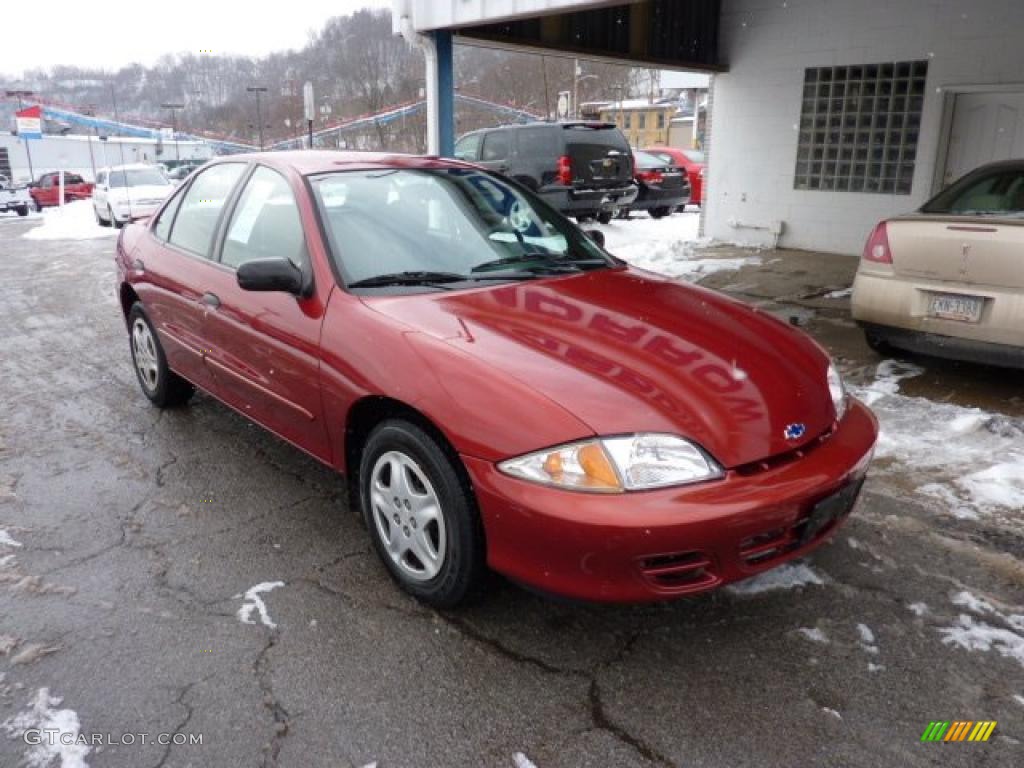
[943,90,1024,185]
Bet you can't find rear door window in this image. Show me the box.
[481,132,511,162]
[153,187,185,242]
[168,163,246,258]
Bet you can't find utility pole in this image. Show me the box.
[161,102,185,161]
[6,89,36,181]
[247,86,268,150]
[82,105,98,179]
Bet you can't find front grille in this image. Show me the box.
[637,550,718,592]
[733,426,835,477]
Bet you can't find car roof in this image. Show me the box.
[205,150,480,177]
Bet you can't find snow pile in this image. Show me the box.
[726,562,825,596]
[513,753,539,768]
[851,361,1024,521]
[22,200,115,241]
[856,623,879,655]
[1,688,91,768]
[235,581,285,628]
[599,213,761,282]
[938,591,1024,669]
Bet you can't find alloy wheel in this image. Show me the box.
[369,451,447,582]
[131,319,160,392]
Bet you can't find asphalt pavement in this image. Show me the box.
[0,213,1021,767]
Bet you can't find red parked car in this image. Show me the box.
[116,151,877,607]
[644,146,705,207]
[29,172,94,210]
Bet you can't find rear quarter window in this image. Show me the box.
[515,128,559,158]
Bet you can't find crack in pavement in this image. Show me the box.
[150,680,198,768]
[255,636,292,768]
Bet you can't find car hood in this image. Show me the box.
[362,268,836,468]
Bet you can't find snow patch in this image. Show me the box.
[726,563,825,596]
[867,662,885,673]
[0,529,23,548]
[797,627,829,644]
[825,288,852,299]
[22,201,116,241]
[598,213,761,283]
[235,581,285,629]
[908,602,929,617]
[1,687,91,768]
[857,623,879,655]
[1014,694,1024,708]
[937,591,1024,669]
[823,707,842,720]
[851,362,1024,522]
[513,753,539,768]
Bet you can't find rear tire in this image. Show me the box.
[16,205,28,217]
[596,211,613,225]
[650,207,671,219]
[128,304,195,408]
[360,419,486,608]
[864,329,892,355]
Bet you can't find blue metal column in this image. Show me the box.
[434,29,455,157]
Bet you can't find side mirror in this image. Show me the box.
[237,258,306,296]
[585,229,606,248]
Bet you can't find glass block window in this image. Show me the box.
[794,60,927,194]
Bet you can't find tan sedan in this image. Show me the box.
[852,159,1024,368]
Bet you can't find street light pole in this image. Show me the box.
[161,102,185,161]
[6,89,36,181]
[247,86,268,150]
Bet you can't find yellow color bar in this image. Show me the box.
[980,721,997,742]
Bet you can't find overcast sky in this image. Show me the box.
[3,0,392,76]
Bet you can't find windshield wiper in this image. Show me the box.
[348,270,539,290]
[471,255,608,274]
[348,271,468,289]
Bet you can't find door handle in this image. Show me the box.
[200,292,220,309]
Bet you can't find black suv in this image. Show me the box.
[455,122,638,223]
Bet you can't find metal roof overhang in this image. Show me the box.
[402,0,723,73]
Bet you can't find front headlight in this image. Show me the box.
[498,434,723,493]
[827,363,847,421]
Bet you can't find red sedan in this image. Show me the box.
[30,172,94,210]
[644,146,705,206]
[116,151,876,607]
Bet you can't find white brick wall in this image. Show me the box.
[707,0,1024,255]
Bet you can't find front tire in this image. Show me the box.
[128,304,195,408]
[110,206,124,229]
[650,207,671,219]
[596,211,613,225]
[95,206,111,227]
[360,420,485,608]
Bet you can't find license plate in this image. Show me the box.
[799,479,863,546]
[929,293,983,323]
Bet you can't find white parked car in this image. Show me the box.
[92,164,174,228]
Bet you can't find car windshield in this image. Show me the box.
[109,168,169,188]
[310,167,614,288]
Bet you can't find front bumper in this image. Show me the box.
[463,399,877,603]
